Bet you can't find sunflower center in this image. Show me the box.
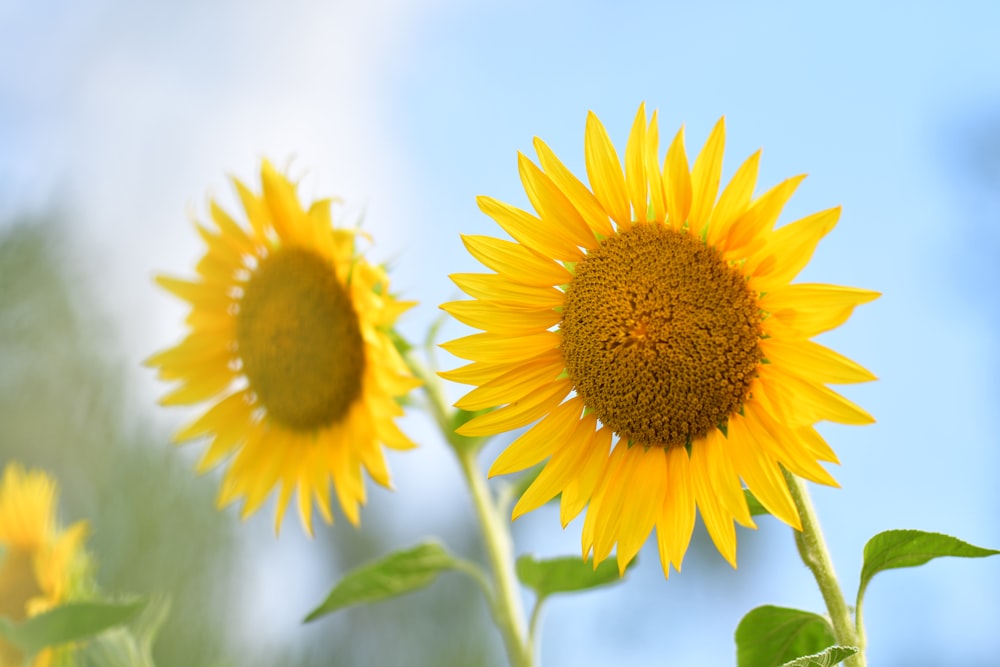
[560,223,762,448]
[236,246,365,431]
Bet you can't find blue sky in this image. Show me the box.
[3,1,1000,665]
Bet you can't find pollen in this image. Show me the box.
[560,223,762,448]
[236,246,365,431]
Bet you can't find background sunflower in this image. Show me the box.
[149,162,421,534]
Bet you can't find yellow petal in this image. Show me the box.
[175,390,253,442]
[155,275,234,310]
[725,174,806,252]
[559,424,611,526]
[461,234,573,287]
[455,350,564,411]
[534,137,614,237]
[757,365,875,426]
[624,103,649,223]
[518,152,597,250]
[690,443,738,568]
[761,338,877,385]
[457,379,573,437]
[701,427,755,529]
[438,360,521,386]
[513,415,597,519]
[688,117,726,233]
[440,300,561,335]
[663,126,691,231]
[450,272,565,309]
[477,196,584,262]
[260,160,304,242]
[584,111,631,227]
[725,414,801,529]
[615,445,665,575]
[210,200,257,255]
[645,111,667,223]
[747,206,840,289]
[657,444,696,574]
[440,330,561,363]
[761,283,880,313]
[743,404,839,487]
[490,397,584,476]
[706,148,761,247]
[159,368,235,405]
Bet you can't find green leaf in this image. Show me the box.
[735,605,836,667]
[857,529,999,607]
[0,599,146,656]
[515,554,627,598]
[744,489,770,517]
[304,542,461,622]
[781,646,858,666]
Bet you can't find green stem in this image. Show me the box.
[782,469,865,667]
[408,353,532,667]
[527,596,546,661]
[457,447,532,667]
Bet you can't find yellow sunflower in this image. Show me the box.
[148,160,420,534]
[0,462,89,667]
[440,105,877,578]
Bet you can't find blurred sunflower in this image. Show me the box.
[440,105,877,577]
[149,160,420,534]
[0,462,89,667]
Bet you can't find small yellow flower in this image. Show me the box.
[149,161,420,534]
[0,462,89,667]
[441,105,877,577]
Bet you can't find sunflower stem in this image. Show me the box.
[457,447,533,667]
[783,469,865,667]
[407,353,532,667]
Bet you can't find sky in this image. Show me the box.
[2,1,1000,665]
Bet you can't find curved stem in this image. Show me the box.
[782,469,865,667]
[408,353,531,667]
[457,447,532,667]
[527,596,546,661]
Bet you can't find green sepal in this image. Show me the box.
[735,605,836,667]
[780,646,859,666]
[857,529,1000,609]
[515,554,630,598]
[304,542,463,622]
[0,598,146,658]
[744,488,770,517]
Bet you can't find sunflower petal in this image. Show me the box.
[625,103,649,223]
[477,196,584,262]
[490,397,585,477]
[534,137,614,237]
[461,234,573,287]
[585,111,631,227]
[663,126,692,230]
[688,117,726,233]
[518,152,597,250]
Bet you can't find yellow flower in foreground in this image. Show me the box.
[0,462,89,667]
[441,105,877,578]
[149,161,420,534]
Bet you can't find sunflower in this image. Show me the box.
[0,462,89,667]
[148,160,420,534]
[440,105,877,577]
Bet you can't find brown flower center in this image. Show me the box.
[236,246,365,431]
[560,223,761,448]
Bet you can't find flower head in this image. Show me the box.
[441,105,877,577]
[149,161,420,534]
[0,462,89,666]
